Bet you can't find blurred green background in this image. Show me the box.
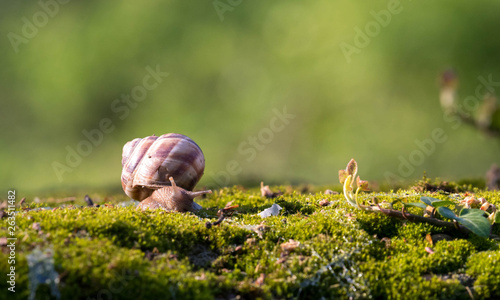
[1,0,500,196]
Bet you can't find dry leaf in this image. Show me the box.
[253,224,269,239]
[319,199,330,206]
[281,239,300,253]
[260,181,283,198]
[254,273,265,286]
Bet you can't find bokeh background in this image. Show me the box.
[1,0,500,196]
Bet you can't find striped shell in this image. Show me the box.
[121,133,205,201]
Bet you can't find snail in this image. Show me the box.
[121,133,211,212]
[136,176,211,212]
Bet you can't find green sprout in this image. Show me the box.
[338,159,496,238]
[338,159,369,209]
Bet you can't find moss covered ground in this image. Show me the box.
[1,184,500,299]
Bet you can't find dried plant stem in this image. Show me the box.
[205,215,225,229]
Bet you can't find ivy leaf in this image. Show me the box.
[436,207,490,237]
[420,197,437,206]
[459,208,482,217]
[437,206,457,220]
[420,197,455,208]
[456,209,491,237]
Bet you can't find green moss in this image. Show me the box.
[1,187,499,299]
[467,250,500,298]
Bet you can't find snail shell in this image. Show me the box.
[136,177,211,212]
[121,133,205,201]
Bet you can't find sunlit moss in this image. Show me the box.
[0,187,499,299]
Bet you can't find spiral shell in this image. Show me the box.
[121,133,205,201]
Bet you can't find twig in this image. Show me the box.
[205,215,225,229]
[205,201,238,229]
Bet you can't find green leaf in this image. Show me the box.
[459,208,483,217]
[420,197,455,208]
[437,206,457,220]
[456,209,491,237]
[404,202,426,209]
[420,197,437,206]
[436,207,490,237]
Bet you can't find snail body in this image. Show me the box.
[137,177,211,212]
[121,133,210,211]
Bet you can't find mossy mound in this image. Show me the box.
[1,187,499,299]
